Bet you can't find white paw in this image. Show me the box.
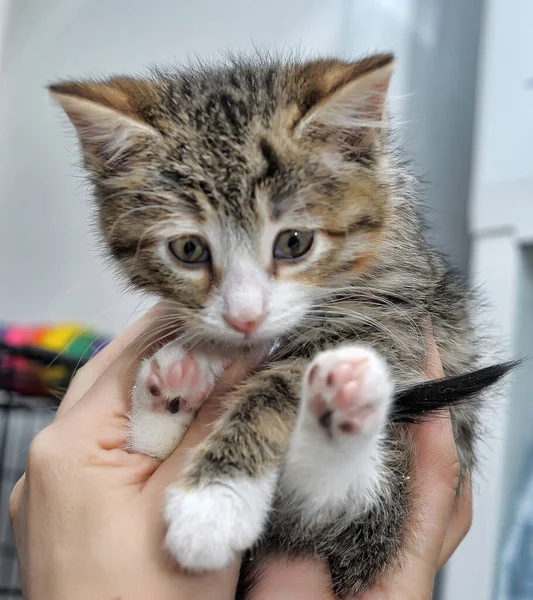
[164,474,276,571]
[127,409,193,460]
[127,342,226,459]
[303,346,393,440]
[138,342,222,411]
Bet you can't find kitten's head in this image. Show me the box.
[50,53,394,347]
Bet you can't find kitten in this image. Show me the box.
[50,52,513,597]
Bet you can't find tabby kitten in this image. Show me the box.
[50,53,511,597]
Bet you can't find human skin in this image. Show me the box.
[9,306,471,600]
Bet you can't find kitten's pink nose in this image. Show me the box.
[223,312,266,334]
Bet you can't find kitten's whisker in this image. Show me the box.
[103,195,183,241]
[132,219,178,262]
[313,308,408,350]
[305,284,425,338]
[135,327,203,370]
[63,330,112,392]
[316,284,415,306]
[46,301,129,371]
[119,298,152,331]
[330,296,422,338]
[102,188,178,205]
[129,320,182,351]
[124,325,186,373]
[127,216,206,265]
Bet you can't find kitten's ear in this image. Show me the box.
[49,78,160,162]
[295,54,394,149]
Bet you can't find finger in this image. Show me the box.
[8,472,29,584]
[420,319,470,569]
[358,415,460,599]
[377,414,459,597]
[437,477,472,569]
[55,302,175,419]
[250,557,333,600]
[421,317,444,379]
[58,305,181,427]
[145,360,254,495]
[409,414,460,563]
[8,474,26,525]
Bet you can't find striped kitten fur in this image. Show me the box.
[50,52,513,597]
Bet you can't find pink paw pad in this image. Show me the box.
[167,357,198,391]
[307,356,377,436]
[145,354,212,414]
[147,370,163,398]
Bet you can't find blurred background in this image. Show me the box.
[0,0,531,598]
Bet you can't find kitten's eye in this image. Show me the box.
[274,230,314,260]
[169,235,210,265]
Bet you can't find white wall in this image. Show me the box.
[0,0,482,337]
[471,0,533,188]
[442,1,533,598]
[469,0,533,233]
[0,0,11,63]
[0,0,348,333]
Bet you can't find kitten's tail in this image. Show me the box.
[391,361,520,423]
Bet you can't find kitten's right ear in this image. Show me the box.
[49,78,161,162]
[294,54,394,150]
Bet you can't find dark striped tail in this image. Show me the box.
[391,361,520,423]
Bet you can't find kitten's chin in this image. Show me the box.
[210,332,276,351]
[200,327,280,354]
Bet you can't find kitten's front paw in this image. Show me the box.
[142,343,218,411]
[127,404,192,460]
[164,475,275,571]
[303,346,393,440]
[128,343,223,459]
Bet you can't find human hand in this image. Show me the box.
[9,305,251,600]
[249,327,472,600]
[10,308,470,600]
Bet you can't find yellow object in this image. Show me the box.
[39,323,89,353]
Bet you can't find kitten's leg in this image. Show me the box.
[163,363,302,571]
[128,341,225,460]
[325,446,409,598]
[283,345,394,519]
[274,346,407,598]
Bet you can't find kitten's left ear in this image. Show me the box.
[49,78,161,162]
[295,53,394,148]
